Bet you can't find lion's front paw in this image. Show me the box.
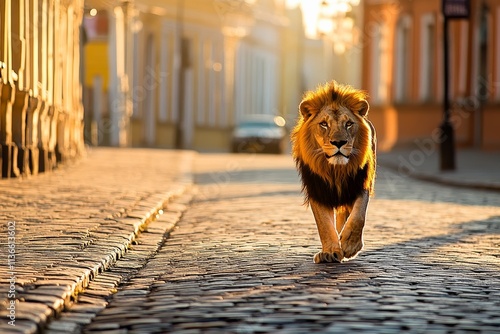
[340,228,364,259]
[313,250,343,264]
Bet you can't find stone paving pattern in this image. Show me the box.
[63,154,499,333]
[0,148,194,333]
[45,193,193,334]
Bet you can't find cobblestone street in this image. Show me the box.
[0,148,193,334]
[3,0,500,333]
[47,153,500,333]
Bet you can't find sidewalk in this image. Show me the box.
[378,148,500,191]
[0,148,194,333]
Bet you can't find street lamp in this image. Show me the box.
[440,0,470,171]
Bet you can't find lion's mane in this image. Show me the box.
[291,81,376,208]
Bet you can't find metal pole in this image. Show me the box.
[439,15,456,171]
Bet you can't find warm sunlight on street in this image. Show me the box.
[1,0,500,333]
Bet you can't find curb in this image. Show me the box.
[2,188,191,334]
[0,151,195,334]
[44,192,194,334]
[378,159,500,192]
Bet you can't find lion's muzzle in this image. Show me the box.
[325,151,349,165]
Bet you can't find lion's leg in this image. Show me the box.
[340,191,369,259]
[310,200,344,263]
[335,206,350,235]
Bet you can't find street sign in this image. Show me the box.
[442,0,470,19]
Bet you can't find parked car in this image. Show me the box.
[231,114,287,154]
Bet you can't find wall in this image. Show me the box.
[0,0,85,178]
[362,0,500,150]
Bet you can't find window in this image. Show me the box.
[394,15,412,102]
[158,21,170,123]
[419,13,436,102]
[371,22,389,104]
[131,30,141,118]
[144,33,156,146]
[496,7,500,101]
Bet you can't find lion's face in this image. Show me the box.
[291,81,375,181]
[312,106,359,166]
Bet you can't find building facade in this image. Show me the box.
[82,0,365,151]
[0,0,85,178]
[83,0,295,150]
[362,0,500,150]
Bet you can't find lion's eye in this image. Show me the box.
[345,121,354,129]
[319,121,328,129]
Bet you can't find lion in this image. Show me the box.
[291,81,376,263]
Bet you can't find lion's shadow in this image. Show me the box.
[301,215,500,280]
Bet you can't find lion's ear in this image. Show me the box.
[357,99,369,117]
[299,100,314,121]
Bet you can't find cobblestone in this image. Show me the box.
[43,153,499,333]
[3,151,499,333]
[0,148,193,333]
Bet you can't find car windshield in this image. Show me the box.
[239,121,276,128]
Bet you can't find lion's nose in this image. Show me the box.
[330,140,347,148]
